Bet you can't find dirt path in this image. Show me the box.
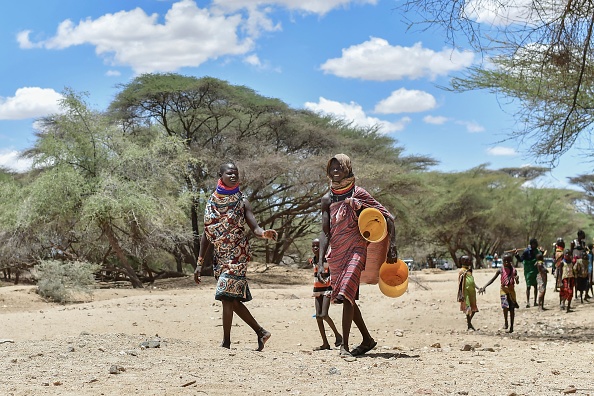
[1,266,593,395]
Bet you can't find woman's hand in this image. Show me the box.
[386,244,398,264]
[194,266,201,285]
[262,229,278,241]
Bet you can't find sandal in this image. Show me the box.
[350,340,377,356]
[339,346,353,358]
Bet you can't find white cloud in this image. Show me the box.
[304,97,410,133]
[0,150,33,173]
[18,0,254,74]
[320,39,475,81]
[213,0,378,15]
[423,115,448,125]
[456,120,485,133]
[244,54,262,66]
[106,70,121,77]
[374,88,436,114]
[0,87,63,120]
[487,146,517,156]
[463,0,544,27]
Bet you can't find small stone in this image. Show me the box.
[460,344,473,351]
[109,365,125,374]
[328,367,340,375]
[562,386,577,394]
[431,343,441,348]
[343,356,357,362]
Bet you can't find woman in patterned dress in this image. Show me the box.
[318,154,397,357]
[194,163,277,351]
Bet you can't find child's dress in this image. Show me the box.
[500,265,520,309]
[560,259,575,302]
[576,259,589,292]
[458,268,478,315]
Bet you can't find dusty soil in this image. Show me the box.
[1,265,593,396]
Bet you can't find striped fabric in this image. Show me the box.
[326,186,392,304]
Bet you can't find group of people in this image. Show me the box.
[457,234,594,333]
[193,154,397,357]
[190,154,593,354]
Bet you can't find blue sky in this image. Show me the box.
[0,0,584,189]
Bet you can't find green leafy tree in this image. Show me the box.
[20,90,193,287]
[108,74,434,268]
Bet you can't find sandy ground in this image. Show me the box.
[1,265,594,396]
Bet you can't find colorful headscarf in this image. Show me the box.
[327,154,355,194]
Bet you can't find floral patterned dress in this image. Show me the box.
[204,191,252,302]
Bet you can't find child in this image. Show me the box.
[535,253,548,310]
[575,251,589,304]
[310,238,342,351]
[457,256,480,331]
[480,252,520,333]
[559,249,575,312]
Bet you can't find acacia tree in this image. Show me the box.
[402,0,594,164]
[20,90,193,288]
[110,74,431,267]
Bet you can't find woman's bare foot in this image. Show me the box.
[334,335,343,348]
[256,328,271,351]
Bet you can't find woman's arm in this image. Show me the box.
[244,198,277,240]
[194,233,211,284]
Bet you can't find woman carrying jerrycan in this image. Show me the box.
[318,154,398,358]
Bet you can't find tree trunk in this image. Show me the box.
[101,221,144,288]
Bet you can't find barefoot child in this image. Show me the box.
[535,253,547,310]
[480,252,520,333]
[310,238,342,350]
[194,162,276,351]
[457,256,480,331]
[559,249,575,312]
